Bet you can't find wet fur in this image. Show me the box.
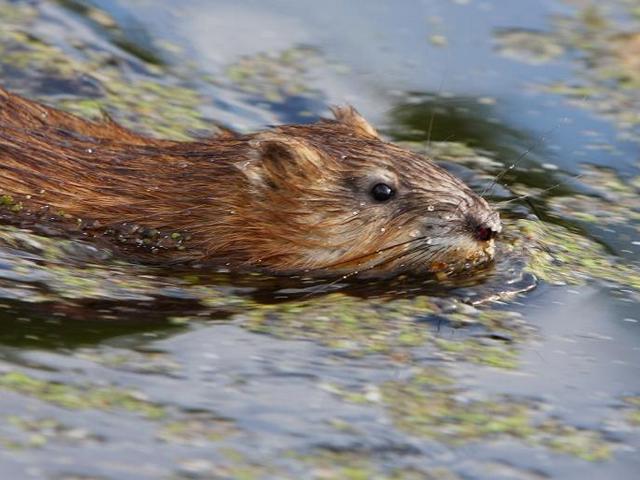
[0,87,500,276]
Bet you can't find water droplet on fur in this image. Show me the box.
[380,227,386,232]
[86,148,94,154]
[427,205,435,211]
[352,210,359,216]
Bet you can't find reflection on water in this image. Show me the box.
[0,0,638,479]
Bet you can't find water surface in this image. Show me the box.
[0,0,639,478]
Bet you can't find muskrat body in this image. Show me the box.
[0,87,500,277]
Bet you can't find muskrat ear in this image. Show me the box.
[331,105,380,139]
[241,133,323,187]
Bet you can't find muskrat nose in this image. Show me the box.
[474,223,499,242]
[467,212,501,242]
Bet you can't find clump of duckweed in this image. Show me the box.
[157,413,239,445]
[400,141,502,170]
[291,450,461,480]
[2,416,100,450]
[495,2,640,133]
[433,337,519,369]
[368,369,614,460]
[494,29,566,64]
[174,448,280,480]
[624,397,640,426]
[517,219,640,290]
[75,348,183,376]
[0,371,165,419]
[243,293,437,355]
[538,421,613,461]
[0,0,210,140]
[381,375,534,443]
[219,46,324,104]
[547,165,640,232]
[0,194,23,213]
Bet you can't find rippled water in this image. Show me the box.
[0,0,639,479]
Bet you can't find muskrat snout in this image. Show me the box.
[466,210,502,243]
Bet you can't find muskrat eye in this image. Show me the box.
[370,183,395,202]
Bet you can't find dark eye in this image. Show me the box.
[370,183,395,202]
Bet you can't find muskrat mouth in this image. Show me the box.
[427,240,496,276]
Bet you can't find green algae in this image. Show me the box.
[518,219,640,290]
[157,414,239,444]
[0,371,165,419]
[494,29,565,64]
[2,415,100,450]
[624,396,640,426]
[173,448,280,480]
[75,348,183,376]
[369,369,614,460]
[220,46,323,104]
[56,0,166,65]
[547,164,640,232]
[381,378,534,443]
[539,421,613,461]
[495,1,640,134]
[243,293,436,355]
[0,0,209,140]
[291,450,461,480]
[400,140,502,170]
[434,337,519,369]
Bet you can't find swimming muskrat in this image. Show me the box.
[0,87,501,277]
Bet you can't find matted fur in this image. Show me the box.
[0,87,500,276]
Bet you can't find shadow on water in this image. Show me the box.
[56,0,167,66]
[388,93,531,155]
[0,297,196,348]
[386,93,571,189]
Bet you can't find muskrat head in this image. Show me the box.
[232,106,501,277]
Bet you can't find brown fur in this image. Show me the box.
[0,87,500,276]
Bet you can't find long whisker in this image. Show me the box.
[493,173,585,208]
[479,120,569,200]
[338,242,430,277]
[319,235,432,270]
[302,242,432,298]
[427,64,449,148]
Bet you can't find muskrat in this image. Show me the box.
[0,87,500,277]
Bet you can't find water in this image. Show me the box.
[0,0,639,478]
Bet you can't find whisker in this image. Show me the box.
[302,243,431,298]
[320,235,432,270]
[494,173,585,208]
[480,119,570,199]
